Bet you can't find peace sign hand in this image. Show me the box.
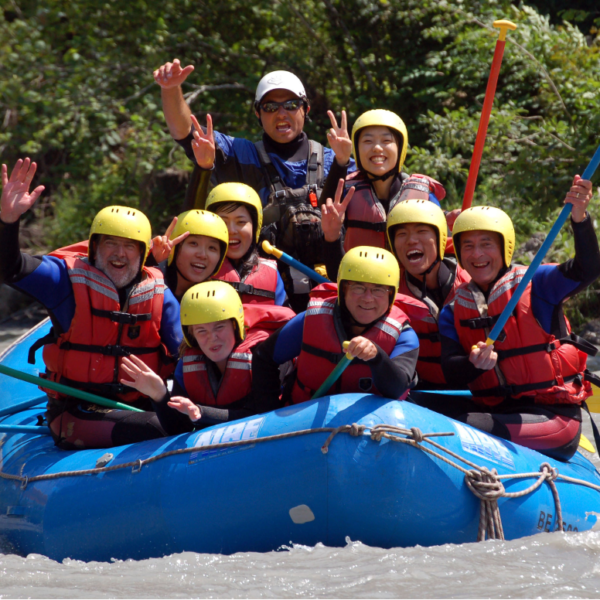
[190,114,216,169]
[321,178,354,242]
[326,110,352,167]
[153,58,195,90]
[1,158,45,224]
[151,216,190,263]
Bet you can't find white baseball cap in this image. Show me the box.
[255,71,307,104]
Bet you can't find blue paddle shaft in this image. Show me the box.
[277,250,329,284]
[0,424,50,435]
[487,144,600,343]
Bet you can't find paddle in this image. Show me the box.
[0,424,50,435]
[312,342,353,400]
[484,142,600,346]
[262,241,329,284]
[0,364,144,413]
[462,19,518,211]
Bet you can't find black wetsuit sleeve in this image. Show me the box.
[320,159,349,205]
[151,380,195,436]
[0,218,42,284]
[558,214,600,290]
[440,334,488,387]
[368,344,418,398]
[251,329,286,408]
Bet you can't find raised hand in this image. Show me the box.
[326,110,352,167]
[565,174,592,223]
[119,355,167,402]
[190,114,216,169]
[153,58,195,89]
[1,158,45,224]
[321,178,354,242]
[168,396,201,422]
[151,216,190,263]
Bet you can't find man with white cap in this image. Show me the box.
[154,59,353,309]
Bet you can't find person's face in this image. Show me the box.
[94,235,142,289]
[175,235,222,283]
[357,126,398,177]
[459,231,504,290]
[191,319,236,366]
[255,89,307,144]
[216,205,254,261]
[393,223,438,277]
[343,281,391,325]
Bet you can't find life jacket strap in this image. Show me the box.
[58,341,161,357]
[417,331,441,343]
[90,307,152,325]
[345,219,386,233]
[472,373,581,398]
[301,342,345,365]
[227,281,276,299]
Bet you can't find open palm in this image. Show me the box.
[1,158,45,224]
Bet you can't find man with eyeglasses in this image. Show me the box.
[154,60,354,310]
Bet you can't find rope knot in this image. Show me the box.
[410,427,424,444]
[465,468,505,541]
[540,462,558,481]
[349,423,366,437]
[370,429,384,442]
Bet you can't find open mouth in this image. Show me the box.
[109,260,127,270]
[370,155,387,166]
[472,261,491,270]
[276,121,291,132]
[406,249,424,263]
[190,262,207,273]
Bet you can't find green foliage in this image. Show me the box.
[1,0,600,322]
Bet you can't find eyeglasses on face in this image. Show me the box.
[346,283,390,298]
[259,99,303,113]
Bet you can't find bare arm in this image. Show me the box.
[154,59,195,140]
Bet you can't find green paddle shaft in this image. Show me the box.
[0,364,144,413]
[312,342,354,400]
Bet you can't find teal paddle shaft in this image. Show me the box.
[312,343,354,399]
[0,364,144,413]
[262,241,329,284]
[486,143,600,345]
[0,424,50,435]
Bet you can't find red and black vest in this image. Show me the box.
[452,266,592,406]
[182,304,295,406]
[396,259,470,385]
[291,288,411,404]
[343,173,387,252]
[215,257,279,304]
[41,254,170,404]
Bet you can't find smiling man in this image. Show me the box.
[437,177,600,460]
[154,60,353,309]
[0,159,182,450]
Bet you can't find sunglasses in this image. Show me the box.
[259,99,303,113]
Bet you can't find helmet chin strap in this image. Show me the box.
[365,167,398,183]
[419,258,440,299]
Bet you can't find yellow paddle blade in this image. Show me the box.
[579,433,596,454]
[587,384,600,414]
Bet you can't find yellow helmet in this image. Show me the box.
[386,199,448,261]
[337,246,400,308]
[88,206,152,269]
[351,109,409,172]
[167,210,229,273]
[180,281,245,347]
[205,182,263,243]
[452,206,515,268]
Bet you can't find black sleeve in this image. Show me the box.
[557,213,600,291]
[323,237,345,281]
[440,334,488,387]
[0,218,42,284]
[151,385,195,437]
[320,159,349,206]
[368,344,418,398]
[251,329,287,408]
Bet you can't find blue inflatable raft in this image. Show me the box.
[0,319,599,562]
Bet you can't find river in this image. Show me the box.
[1,311,600,598]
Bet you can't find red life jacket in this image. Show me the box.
[182,304,295,406]
[291,289,411,404]
[215,257,279,304]
[452,266,592,406]
[343,173,387,252]
[41,254,171,404]
[396,259,470,385]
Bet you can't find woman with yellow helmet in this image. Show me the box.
[386,199,470,388]
[318,109,448,279]
[151,209,229,301]
[252,246,419,405]
[437,177,600,461]
[120,281,295,433]
[205,182,287,306]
